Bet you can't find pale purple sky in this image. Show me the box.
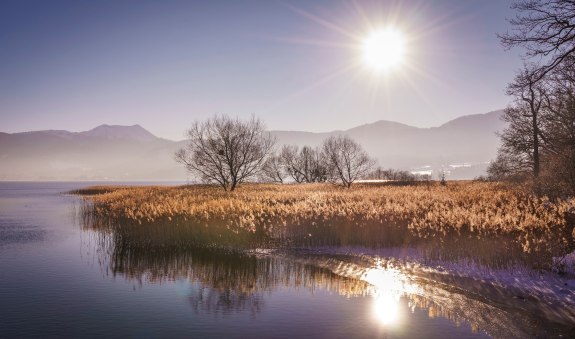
[1,0,521,140]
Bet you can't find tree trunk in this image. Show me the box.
[532,114,540,178]
[530,96,541,196]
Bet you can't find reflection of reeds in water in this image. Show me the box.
[404,289,515,337]
[111,243,370,297]
[81,227,573,338]
[86,229,370,316]
[407,277,574,337]
[76,182,575,270]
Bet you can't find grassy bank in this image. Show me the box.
[75,182,575,268]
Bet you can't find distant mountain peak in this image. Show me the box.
[88,123,144,131]
[438,110,505,130]
[81,124,158,141]
[347,119,418,131]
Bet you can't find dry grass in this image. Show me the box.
[76,182,575,260]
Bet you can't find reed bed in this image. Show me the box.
[76,182,575,266]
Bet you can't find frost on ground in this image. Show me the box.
[553,250,575,275]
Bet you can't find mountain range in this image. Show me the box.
[0,110,506,181]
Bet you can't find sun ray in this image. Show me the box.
[350,0,375,33]
[264,62,358,113]
[281,2,361,40]
[266,36,356,50]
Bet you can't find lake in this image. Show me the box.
[0,182,573,338]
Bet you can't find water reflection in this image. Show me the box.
[78,222,575,338]
[373,291,400,326]
[364,268,403,326]
[360,262,575,338]
[85,230,370,314]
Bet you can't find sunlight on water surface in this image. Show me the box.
[363,263,407,327]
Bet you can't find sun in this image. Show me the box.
[362,28,405,72]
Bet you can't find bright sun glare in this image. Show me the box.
[373,292,400,325]
[362,28,405,72]
[364,267,403,326]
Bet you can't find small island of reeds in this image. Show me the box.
[74,181,575,272]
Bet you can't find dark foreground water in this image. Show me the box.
[0,182,573,338]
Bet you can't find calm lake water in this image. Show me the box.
[0,182,573,338]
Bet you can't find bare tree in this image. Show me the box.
[539,57,575,193]
[487,148,531,181]
[322,135,374,188]
[540,56,575,156]
[497,65,547,182]
[497,1,575,195]
[280,145,326,183]
[175,115,275,191]
[493,58,575,194]
[259,154,286,183]
[499,0,575,80]
[279,145,305,183]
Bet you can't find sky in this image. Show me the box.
[0,0,522,140]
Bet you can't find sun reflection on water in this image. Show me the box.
[372,291,400,325]
[362,265,407,326]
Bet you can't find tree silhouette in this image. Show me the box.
[175,115,275,191]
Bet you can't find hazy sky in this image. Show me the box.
[1,0,521,140]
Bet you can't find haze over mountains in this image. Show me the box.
[0,110,506,181]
